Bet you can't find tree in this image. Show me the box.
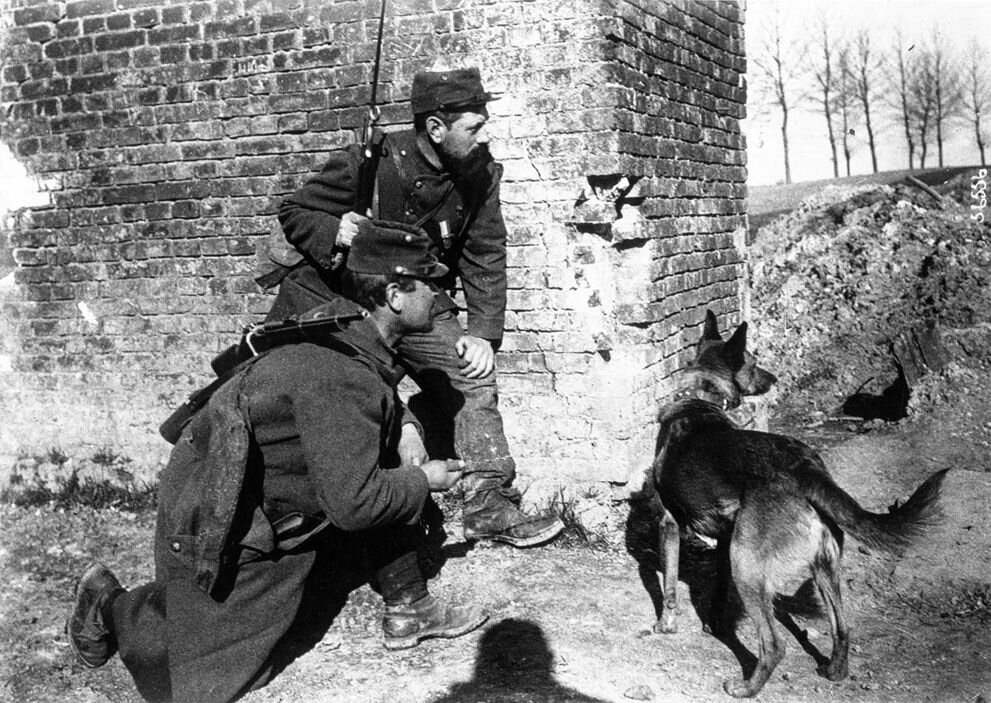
[751,8,808,184]
[836,46,858,176]
[850,30,883,173]
[961,39,988,165]
[929,27,963,168]
[810,16,841,177]
[908,49,938,169]
[890,28,918,170]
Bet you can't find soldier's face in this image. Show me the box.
[397,279,438,333]
[434,108,490,177]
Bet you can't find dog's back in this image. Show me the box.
[653,398,832,538]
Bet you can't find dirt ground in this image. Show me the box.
[2,410,990,703]
[3,177,991,702]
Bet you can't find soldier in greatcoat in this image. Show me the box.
[262,67,564,549]
[66,221,488,703]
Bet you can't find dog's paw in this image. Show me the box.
[817,660,849,682]
[722,678,758,698]
[653,616,678,634]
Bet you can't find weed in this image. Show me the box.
[544,488,614,551]
[43,447,70,466]
[1,463,157,511]
[90,446,125,466]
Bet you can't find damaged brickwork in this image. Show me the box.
[0,0,747,494]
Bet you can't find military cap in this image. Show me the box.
[347,219,449,278]
[409,67,498,115]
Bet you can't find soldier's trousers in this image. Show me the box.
[397,309,521,505]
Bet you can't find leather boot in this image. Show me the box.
[382,594,488,650]
[462,488,564,548]
[66,563,126,668]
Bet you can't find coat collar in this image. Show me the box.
[337,316,399,368]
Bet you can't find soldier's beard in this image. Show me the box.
[440,144,490,182]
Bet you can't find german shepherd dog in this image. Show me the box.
[641,310,947,698]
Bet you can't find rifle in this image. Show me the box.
[160,311,367,444]
[330,0,388,270]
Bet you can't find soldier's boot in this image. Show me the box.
[382,594,488,651]
[461,482,564,548]
[66,563,126,668]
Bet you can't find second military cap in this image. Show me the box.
[347,219,449,278]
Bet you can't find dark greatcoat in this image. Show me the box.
[114,300,430,703]
[272,129,508,342]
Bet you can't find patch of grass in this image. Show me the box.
[544,488,614,551]
[2,451,157,511]
[90,446,126,466]
[43,446,70,466]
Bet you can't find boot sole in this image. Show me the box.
[66,617,111,668]
[66,564,118,668]
[383,612,489,651]
[465,519,565,548]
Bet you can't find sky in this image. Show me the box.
[744,0,991,185]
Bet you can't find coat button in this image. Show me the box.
[171,541,181,552]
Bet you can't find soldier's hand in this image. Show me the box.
[455,335,495,379]
[337,211,368,248]
[421,459,465,492]
[398,422,428,468]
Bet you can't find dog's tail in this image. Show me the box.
[806,468,949,554]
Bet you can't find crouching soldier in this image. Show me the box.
[65,221,488,703]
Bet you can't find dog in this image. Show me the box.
[640,309,947,698]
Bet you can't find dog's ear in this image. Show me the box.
[702,309,722,341]
[722,321,748,368]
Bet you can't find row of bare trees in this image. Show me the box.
[751,12,990,183]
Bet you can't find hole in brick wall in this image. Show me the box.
[571,222,613,238]
[613,238,649,252]
[569,174,644,242]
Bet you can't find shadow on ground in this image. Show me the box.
[431,618,608,702]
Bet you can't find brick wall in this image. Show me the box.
[0,0,747,495]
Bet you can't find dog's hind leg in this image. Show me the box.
[723,579,785,697]
[723,520,786,698]
[812,532,849,681]
[654,508,681,634]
